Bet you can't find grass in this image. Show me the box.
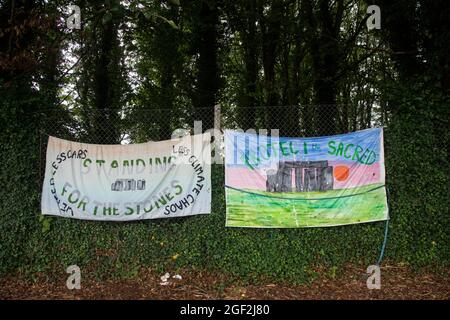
[225,183,388,228]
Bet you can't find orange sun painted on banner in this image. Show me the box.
[334,165,350,181]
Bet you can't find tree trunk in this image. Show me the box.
[92,3,122,144]
[260,0,282,131]
[238,0,258,130]
[194,0,220,131]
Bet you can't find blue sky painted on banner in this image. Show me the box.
[225,127,382,169]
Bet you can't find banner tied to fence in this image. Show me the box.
[41,133,211,221]
[224,128,389,228]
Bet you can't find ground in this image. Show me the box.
[0,264,448,300]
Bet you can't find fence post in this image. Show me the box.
[213,104,222,162]
[214,104,221,132]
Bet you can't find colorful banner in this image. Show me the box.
[41,134,211,221]
[224,128,389,228]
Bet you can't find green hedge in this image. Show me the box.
[0,87,448,284]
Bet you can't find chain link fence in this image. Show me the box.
[38,104,388,181]
[39,104,387,140]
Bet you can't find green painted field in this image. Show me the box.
[225,183,389,228]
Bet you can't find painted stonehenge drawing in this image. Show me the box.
[266,161,333,192]
[111,179,146,191]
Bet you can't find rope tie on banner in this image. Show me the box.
[376,186,391,266]
[224,184,391,266]
[376,219,389,266]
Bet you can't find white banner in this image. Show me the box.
[41,134,211,221]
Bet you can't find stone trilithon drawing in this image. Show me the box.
[111,179,146,191]
[266,161,333,192]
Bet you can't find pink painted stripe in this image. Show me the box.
[226,161,382,190]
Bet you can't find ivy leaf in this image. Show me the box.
[157,15,179,30]
[39,216,51,234]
